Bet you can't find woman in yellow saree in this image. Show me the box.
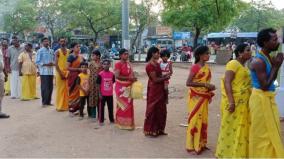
[215,44,252,158]
[186,46,215,155]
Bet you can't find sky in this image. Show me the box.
[238,0,283,10]
[267,0,284,9]
[134,0,163,13]
[270,0,284,9]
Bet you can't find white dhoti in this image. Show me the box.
[10,70,21,98]
[0,76,5,114]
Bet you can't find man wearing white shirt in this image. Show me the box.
[7,37,23,99]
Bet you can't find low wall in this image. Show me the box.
[215,50,232,65]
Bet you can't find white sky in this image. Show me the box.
[241,0,283,10]
[134,0,162,13]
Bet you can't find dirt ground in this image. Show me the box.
[0,63,283,158]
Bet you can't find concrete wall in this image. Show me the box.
[215,50,232,65]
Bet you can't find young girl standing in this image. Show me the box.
[185,46,215,154]
[88,50,103,120]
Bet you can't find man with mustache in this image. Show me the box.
[7,37,24,99]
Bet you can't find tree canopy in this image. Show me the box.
[230,1,284,32]
[36,0,70,42]
[3,0,37,36]
[129,0,158,51]
[2,0,283,48]
[62,0,121,43]
[2,0,121,42]
[162,0,246,48]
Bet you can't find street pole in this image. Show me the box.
[122,0,130,50]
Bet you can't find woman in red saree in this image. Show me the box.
[144,46,171,137]
[114,48,137,130]
[67,42,84,114]
[185,46,215,154]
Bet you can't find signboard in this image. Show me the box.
[156,26,172,36]
[237,32,257,38]
[207,32,231,38]
[207,32,257,38]
[173,32,191,40]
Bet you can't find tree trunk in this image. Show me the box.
[131,30,140,53]
[130,39,136,53]
[93,32,99,45]
[215,0,220,16]
[23,32,28,42]
[130,26,144,61]
[137,32,142,50]
[50,27,55,45]
[137,31,142,61]
[193,27,201,49]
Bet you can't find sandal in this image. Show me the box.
[0,113,10,118]
[159,132,168,135]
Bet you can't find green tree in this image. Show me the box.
[63,0,121,43]
[3,0,37,37]
[0,0,18,30]
[162,0,246,48]
[37,0,71,42]
[230,2,284,32]
[130,0,158,52]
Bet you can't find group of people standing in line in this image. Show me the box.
[186,28,284,158]
[0,37,39,118]
[0,36,171,137]
[0,27,283,158]
[39,37,139,129]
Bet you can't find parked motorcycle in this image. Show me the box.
[180,51,191,62]
[170,52,178,61]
